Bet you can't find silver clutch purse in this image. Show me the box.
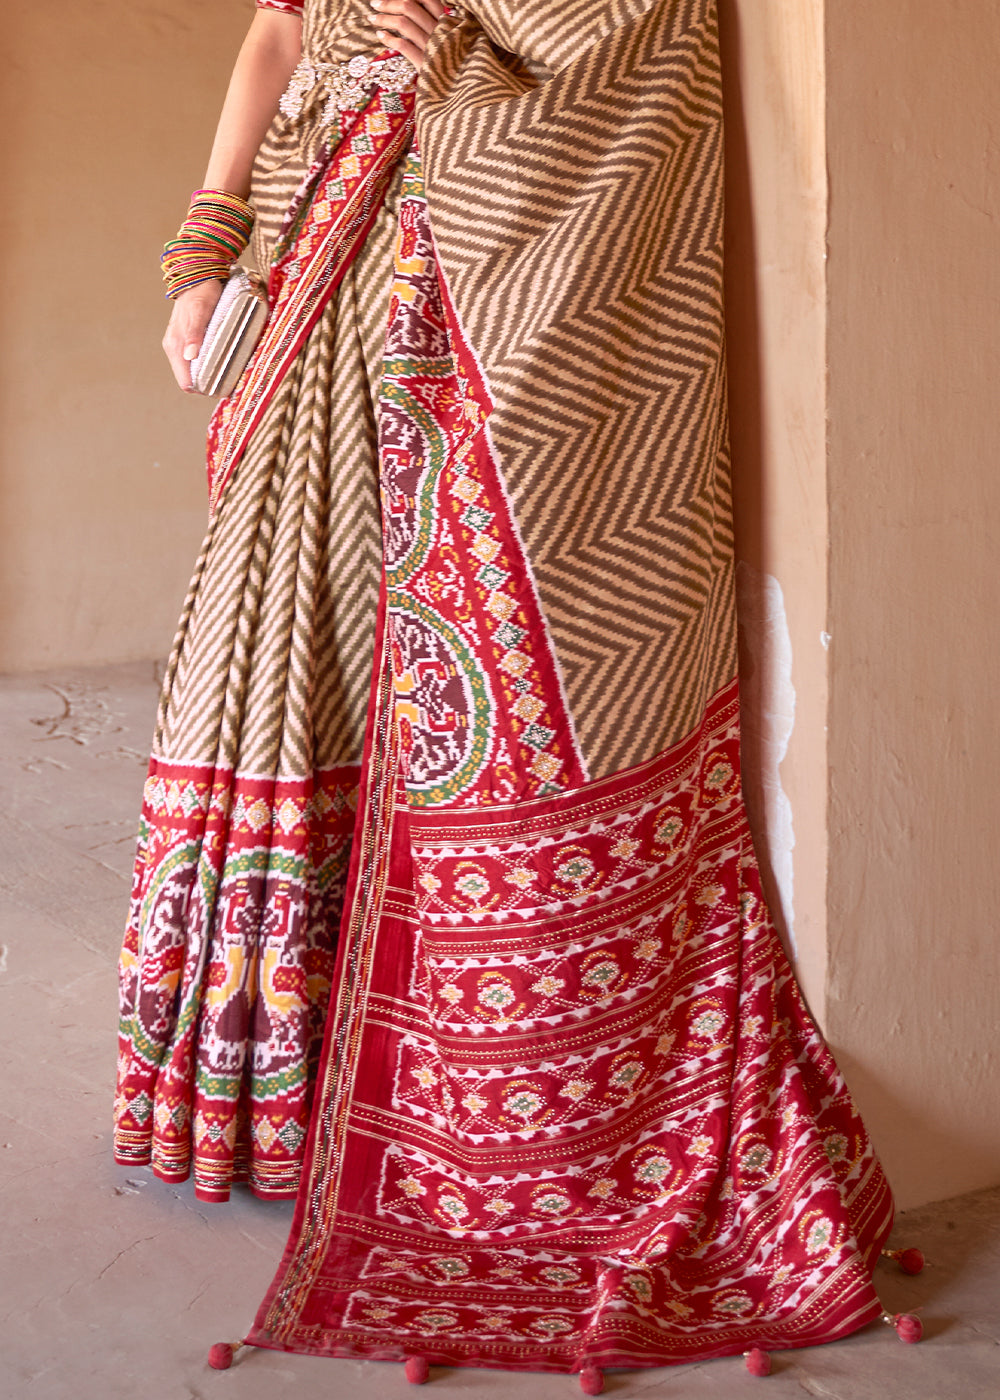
[190,265,268,397]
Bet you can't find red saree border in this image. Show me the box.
[114,759,361,1201]
[251,587,405,1312]
[205,75,416,516]
[244,671,893,1370]
[379,151,588,807]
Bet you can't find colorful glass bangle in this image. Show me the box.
[161,189,255,299]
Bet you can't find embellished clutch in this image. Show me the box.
[190,265,268,397]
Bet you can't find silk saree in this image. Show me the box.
[116,0,895,1373]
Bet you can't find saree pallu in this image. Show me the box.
[243,0,894,1374]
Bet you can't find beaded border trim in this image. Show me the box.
[279,52,417,127]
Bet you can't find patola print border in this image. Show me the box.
[246,669,892,1370]
[207,72,416,516]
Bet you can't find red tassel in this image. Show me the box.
[579,1364,605,1395]
[894,1314,923,1344]
[745,1348,772,1376]
[405,1356,430,1385]
[882,1246,925,1275]
[208,1343,236,1370]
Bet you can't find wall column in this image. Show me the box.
[825,0,1000,1208]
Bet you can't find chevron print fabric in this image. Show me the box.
[419,0,735,779]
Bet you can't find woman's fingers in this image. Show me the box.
[371,0,451,69]
[162,281,224,392]
[373,0,448,32]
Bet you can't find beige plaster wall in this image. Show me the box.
[725,0,1000,1210]
[825,2,1000,1209]
[721,0,829,1020]
[0,0,253,672]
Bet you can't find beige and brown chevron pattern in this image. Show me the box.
[161,0,734,786]
[250,1,390,267]
[155,156,406,778]
[419,0,735,780]
[157,4,402,780]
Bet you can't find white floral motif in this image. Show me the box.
[433,1256,469,1278]
[824,1133,849,1163]
[635,1153,673,1183]
[505,1088,544,1120]
[610,1059,643,1088]
[691,1008,725,1038]
[532,1316,574,1336]
[437,1191,469,1223]
[626,1272,653,1302]
[806,1216,834,1254]
[533,1188,572,1215]
[741,1143,772,1174]
[415,1310,459,1332]
[456,869,491,901]
[715,1290,753,1316]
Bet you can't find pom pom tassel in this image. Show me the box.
[207,1339,246,1370]
[405,1355,431,1385]
[744,1347,772,1376]
[882,1246,925,1275]
[882,1311,924,1344]
[579,1364,605,1394]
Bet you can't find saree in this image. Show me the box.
[117,0,895,1371]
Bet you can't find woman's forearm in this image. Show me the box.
[200,12,303,198]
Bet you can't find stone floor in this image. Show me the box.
[0,663,997,1399]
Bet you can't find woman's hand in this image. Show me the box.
[371,0,451,69]
[160,10,302,391]
[162,281,224,392]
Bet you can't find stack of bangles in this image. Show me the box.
[160,189,255,299]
